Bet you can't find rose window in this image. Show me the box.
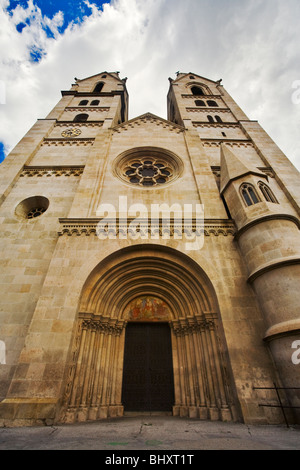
[15,196,49,220]
[27,207,47,219]
[124,159,173,187]
[113,147,183,188]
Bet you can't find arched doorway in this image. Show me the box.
[61,245,238,423]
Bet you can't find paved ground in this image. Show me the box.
[0,415,299,451]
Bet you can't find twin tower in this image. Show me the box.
[0,71,299,426]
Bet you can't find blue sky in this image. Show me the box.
[6,0,108,27]
[0,0,300,169]
[1,0,111,162]
[5,0,109,62]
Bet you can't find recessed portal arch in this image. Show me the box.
[61,245,238,423]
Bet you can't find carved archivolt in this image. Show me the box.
[61,246,237,423]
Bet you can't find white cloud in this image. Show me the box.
[0,0,299,170]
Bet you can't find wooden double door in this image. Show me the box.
[122,323,174,412]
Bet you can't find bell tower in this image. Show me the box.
[48,71,128,127]
[167,72,248,130]
[168,72,300,423]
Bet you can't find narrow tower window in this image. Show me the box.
[207,115,214,123]
[240,183,260,206]
[79,100,88,106]
[258,181,279,203]
[191,86,204,96]
[215,115,222,122]
[94,82,104,92]
[90,100,100,106]
[207,100,218,107]
[73,113,89,122]
[195,100,206,107]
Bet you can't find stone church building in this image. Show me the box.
[0,72,299,426]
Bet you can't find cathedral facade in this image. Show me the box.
[0,72,299,426]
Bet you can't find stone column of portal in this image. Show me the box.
[220,143,300,423]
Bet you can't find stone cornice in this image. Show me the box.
[264,319,300,342]
[247,256,300,284]
[235,213,300,242]
[188,107,229,113]
[192,122,240,128]
[55,121,104,127]
[202,139,254,148]
[181,94,222,99]
[61,90,125,97]
[58,218,236,237]
[190,109,232,114]
[64,107,110,113]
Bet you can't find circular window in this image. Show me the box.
[15,196,49,220]
[113,147,183,188]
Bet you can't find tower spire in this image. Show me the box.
[220,143,266,194]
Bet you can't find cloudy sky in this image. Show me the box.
[0,0,299,170]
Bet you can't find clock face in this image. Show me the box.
[61,128,81,138]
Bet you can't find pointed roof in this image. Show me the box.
[74,71,125,84]
[170,72,222,86]
[220,143,266,194]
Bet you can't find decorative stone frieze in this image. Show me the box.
[55,121,103,128]
[41,138,95,147]
[203,140,254,148]
[20,166,85,178]
[57,218,236,237]
[64,107,110,113]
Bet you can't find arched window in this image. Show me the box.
[207,115,214,123]
[207,100,218,107]
[240,183,260,206]
[93,82,104,93]
[191,86,204,96]
[90,100,100,106]
[73,113,89,122]
[195,100,206,107]
[79,100,88,106]
[215,115,222,122]
[258,181,278,203]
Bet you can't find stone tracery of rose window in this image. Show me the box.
[124,158,173,187]
[114,148,183,188]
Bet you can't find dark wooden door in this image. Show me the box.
[122,323,174,412]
